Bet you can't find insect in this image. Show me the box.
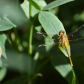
[58,30,73,66]
[36,25,84,67]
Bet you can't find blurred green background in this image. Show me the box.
[0,0,84,84]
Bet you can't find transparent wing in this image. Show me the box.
[70,37,84,50]
[34,32,59,42]
[34,32,47,41]
[37,41,84,56]
[67,37,84,57]
[36,25,84,56]
[68,25,84,53]
[36,32,60,54]
[37,43,61,54]
[68,25,84,40]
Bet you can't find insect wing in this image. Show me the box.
[68,25,84,40]
[35,32,60,42]
[37,44,48,53]
[37,43,61,54]
[34,32,47,41]
[70,37,84,50]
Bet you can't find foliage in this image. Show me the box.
[0,0,84,84]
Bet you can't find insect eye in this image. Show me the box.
[59,30,65,35]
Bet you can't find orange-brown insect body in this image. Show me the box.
[59,30,68,44]
[59,30,73,67]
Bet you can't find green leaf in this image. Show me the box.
[0,58,2,67]
[27,0,41,10]
[34,0,47,8]
[38,11,71,57]
[0,19,13,31]
[38,11,65,36]
[69,70,76,84]
[0,67,7,81]
[21,0,46,18]
[21,0,30,18]
[2,14,16,27]
[0,33,7,58]
[35,26,42,32]
[43,0,74,10]
[51,55,73,82]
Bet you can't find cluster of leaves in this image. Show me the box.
[1,0,84,84]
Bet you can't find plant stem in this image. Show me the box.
[28,4,33,55]
[28,25,33,55]
[29,3,32,19]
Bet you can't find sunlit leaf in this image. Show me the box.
[38,11,65,36]
[38,11,70,57]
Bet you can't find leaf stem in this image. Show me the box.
[29,3,32,19]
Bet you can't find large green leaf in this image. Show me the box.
[0,33,7,58]
[38,11,71,57]
[27,0,41,10]
[43,0,74,10]
[38,11,65,36]
[0,19,13,31]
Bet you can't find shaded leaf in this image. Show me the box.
[0,58,2,67]
[0,33,7,58]
[3,41,37,74]
[69,70,76,84]
[3,76,28,84]
[21,0,30,18]
[2,14,16,27]
[0,19,13,31]
[51,54,73,82]
[21,0,46,18]
[43,0,74,10]
[0,67,7,81]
